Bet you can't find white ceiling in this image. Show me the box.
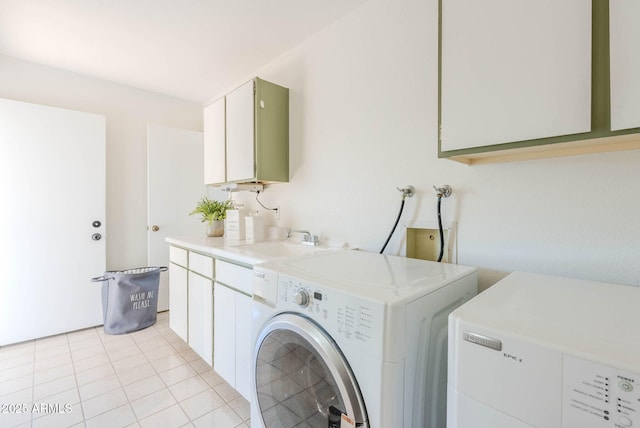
[0,0,368,103]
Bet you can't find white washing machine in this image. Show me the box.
[447,271,640,428]
[251,249,477,428]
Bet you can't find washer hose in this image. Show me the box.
[379,199,406,254]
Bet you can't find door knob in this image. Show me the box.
[151,225,160,232]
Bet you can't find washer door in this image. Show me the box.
[253,313,368,428]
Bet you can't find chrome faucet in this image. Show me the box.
[287,229,319,246]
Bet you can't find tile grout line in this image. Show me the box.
[99,324,153,426]
[93,317,199,426]
[2,314,250,428]
[126,325,174,425]
[76,326,111,428]
[63,329,87,428]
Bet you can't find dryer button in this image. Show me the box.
[619,380,634,392]
[619,416,632,427]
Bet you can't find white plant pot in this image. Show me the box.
[206,220,224,237]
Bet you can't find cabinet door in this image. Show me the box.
[203,97,226,185]
[189,251,214,279]
[213,283,236,387]
[188,272,213,366]
[169,263,188,342]
[226,80,255,182]
[440,0,591,151]
[610,0,640,131]
[235,293,253,400]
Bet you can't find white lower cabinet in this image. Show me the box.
[234,293,252,399]
[168,246,214,366]
[214,259,253,400]
[168,245,253,398]
[188,271,213,366]
[213,284,236,385]
[169,262,188,343]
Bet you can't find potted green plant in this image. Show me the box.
[190,197,233,237]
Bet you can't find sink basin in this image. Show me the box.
[237,241,327,259]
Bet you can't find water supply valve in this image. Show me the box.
[433,185,452,198]
[397,185,415,200]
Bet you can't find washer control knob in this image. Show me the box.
[294,290,310,308]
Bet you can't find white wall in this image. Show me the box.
[2,0,639,290]
[0,54,202,270]
[229,0,640,289]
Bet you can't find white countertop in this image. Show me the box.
[255,249,477,305]
[165,235,335,266]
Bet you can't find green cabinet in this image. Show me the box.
[204,77,289,184]
[439,0,640,164]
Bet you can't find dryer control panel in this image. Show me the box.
[276,273,386,360]
[563,355,639,428]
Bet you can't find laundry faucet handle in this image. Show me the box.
[287,229,319,246]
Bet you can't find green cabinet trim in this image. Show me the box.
[438,0,640,164]
[254,77,289,183]
[591,0,610,133]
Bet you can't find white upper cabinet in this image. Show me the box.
[203,77,289,185]
[610,0,640,131]
[203,97,225,185]
[440,0,592,151]
[226,80,256,182]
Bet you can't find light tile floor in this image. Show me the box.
[0,312,251,428]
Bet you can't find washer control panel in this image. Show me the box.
[563,355,639,427]
[276,273,385,359]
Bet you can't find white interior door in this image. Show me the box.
[0,98,106,346]
[147,125,206,311]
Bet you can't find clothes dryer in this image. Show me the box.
[251,249,477,428]
[447,271,640,428]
